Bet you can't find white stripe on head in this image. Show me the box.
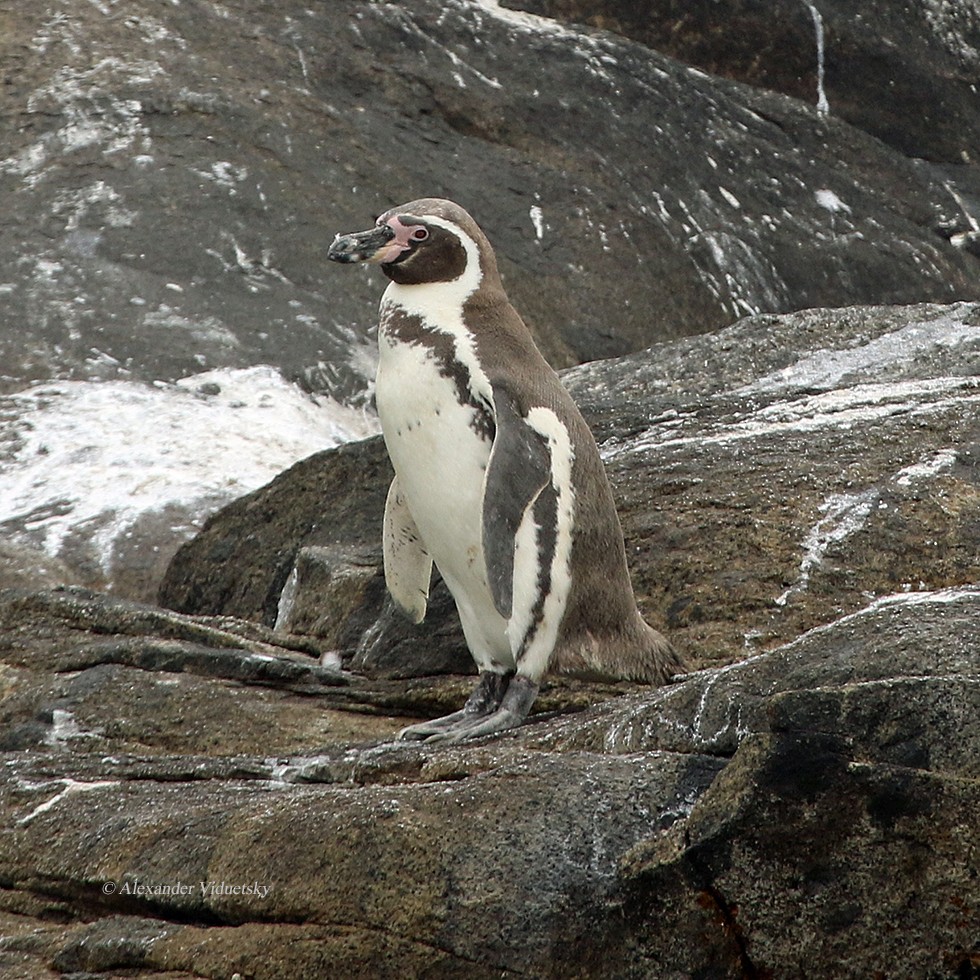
[380,215,493,408]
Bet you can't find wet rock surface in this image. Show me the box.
[3,0,980,974]
[164,302,980,673]
[506,0,980,166]
[2,302,977,977]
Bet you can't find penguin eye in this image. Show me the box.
[410,227,430,242]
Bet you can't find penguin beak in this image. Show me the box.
[327,223,404,264]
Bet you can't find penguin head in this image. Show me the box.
[328,198,498,286]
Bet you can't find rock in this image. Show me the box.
[523,585,980,759]
[0,584,613,757]
[162,301,980,676]
[609,587,980,978]
[159,436,393,627]
[621,732,980,977]
[506,0,980,167]
[1,0,977,398]
[0,540,75,592]
[0,580,977,976]
[3,298,979,973]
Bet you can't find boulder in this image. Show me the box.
[0,581,977,976]
[162,302,980,676]
[506,0,980,167]
[1,0,977,397]
[611,588,980,978]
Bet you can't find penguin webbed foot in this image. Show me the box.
[397,672,538,744]
[397,707,471,741]
[397,669,510,741]
[423,675,538,745]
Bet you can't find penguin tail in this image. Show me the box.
[551,614,686,685]
[635,618,688,684]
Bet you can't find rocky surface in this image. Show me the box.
[2,0,978,392]
[3,0,979,601]
[1,302,976,976]
[163,302,980,674]
[507,0,980,166]
[0,584,977,977]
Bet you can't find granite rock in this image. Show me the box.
[0,583,976,976]
[506,0,980,168]
[1,0,977,398]
[162,302,980,676]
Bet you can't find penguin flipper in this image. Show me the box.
[383,476,432,623]
[482,389,551,620]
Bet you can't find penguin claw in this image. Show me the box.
[406,676,540,745]
[422,707,524,745]
[396,726,433,742]
[397,710,469,742]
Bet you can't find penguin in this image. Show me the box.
[327,198,683,742]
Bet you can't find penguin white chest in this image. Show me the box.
[374,277,516,671]
[375,327,493,594]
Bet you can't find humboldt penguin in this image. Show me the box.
[327,198,682,742]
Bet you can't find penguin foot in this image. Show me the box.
[397,708,471,741]
[397,669,513,742]
[421,675,539,745]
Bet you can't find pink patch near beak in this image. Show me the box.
[366,215,416,264]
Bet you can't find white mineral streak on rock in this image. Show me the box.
[18,778,121,825]
[802,1,831,115]
[776,489,879,606]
